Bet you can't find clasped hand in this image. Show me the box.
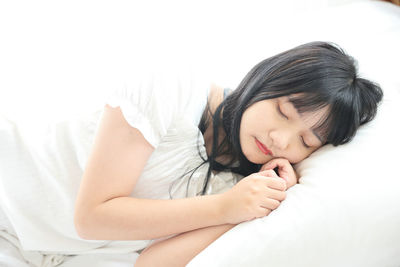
[219,158,298,225]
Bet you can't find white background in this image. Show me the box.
[0,0,396,124]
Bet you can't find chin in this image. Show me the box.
[251,157,268,165]
[243,150,265,164]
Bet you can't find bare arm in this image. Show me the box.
[135,223,237,267]
[134,168,290,266]
[78,194,226,240]
[74,105,226,241]
[74,105,287,241]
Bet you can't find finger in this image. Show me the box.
[263,177,287,191]
[264,158,290,171]
[264,158,294,182]
[261,198,281,210]
[262,160,279,170]
[257,169,279,178]
[266,188,287,201]
[264,208,272,217]
[253,175,286,190]
[262,157,288,169]
[256,207,271,218]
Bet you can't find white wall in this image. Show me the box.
[0,0,394,124]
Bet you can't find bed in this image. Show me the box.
[187,1,400,266]
[0,0,399,266]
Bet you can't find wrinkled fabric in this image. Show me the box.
[0,68,242,266]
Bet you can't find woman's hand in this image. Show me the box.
[219,169,287,225]
[260,158,298,189]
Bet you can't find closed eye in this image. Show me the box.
[301,136,311,148]
[277,104,288,119]
[278,102,310,148]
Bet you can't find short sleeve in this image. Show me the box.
[105,63,211,148]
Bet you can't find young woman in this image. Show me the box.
[0,41,383,267]
[133,41,383,266]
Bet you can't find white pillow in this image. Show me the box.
[187,86,400,267]
[187,1,400,265]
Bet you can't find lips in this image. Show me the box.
[255,138,273,156]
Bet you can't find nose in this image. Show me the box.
[269,129,291,151]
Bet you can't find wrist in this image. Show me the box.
[212,193,229,225]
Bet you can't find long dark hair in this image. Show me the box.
[170,41,383,198]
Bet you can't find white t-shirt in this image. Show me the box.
[0,64,241,255]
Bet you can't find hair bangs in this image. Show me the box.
[287,93,331,144]
[288,89,362,146]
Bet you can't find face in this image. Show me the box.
[239,95,327,165]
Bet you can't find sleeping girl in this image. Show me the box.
[0,41,383,267]
[131,41,383,266]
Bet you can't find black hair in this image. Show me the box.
[169,41,383,198]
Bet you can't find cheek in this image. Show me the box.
[239,112,255,140]
[238,117,250,152]
[287,149,313,164]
